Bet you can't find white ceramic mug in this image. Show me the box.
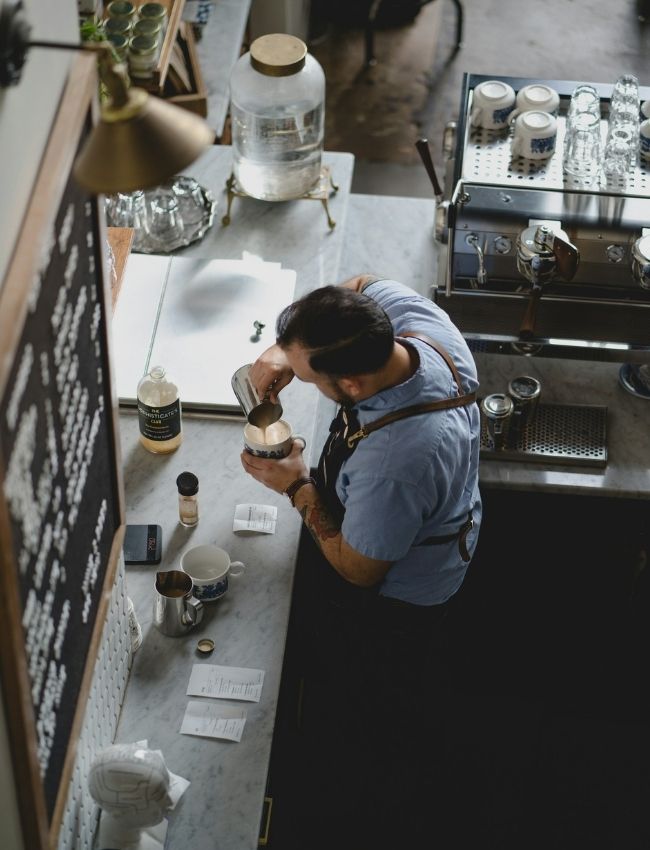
[511,84,560,120]
[639,118,650,161]
[470,80,516,130]
[180,544,245,603]
[511,110,557,160]
[243,419,305,459]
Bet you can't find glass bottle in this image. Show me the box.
[176,472,199,527]
[137,365,182,454]
[229,33,325,201]
[128,34,160,80]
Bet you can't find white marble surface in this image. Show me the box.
[113,148,354,850]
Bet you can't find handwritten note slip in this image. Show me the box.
[180,702,247,742]
[187,664,265,702]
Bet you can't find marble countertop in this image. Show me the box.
[113,148,354,850]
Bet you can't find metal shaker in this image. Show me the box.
[231,363,283,428]
[480,393,514,450]
[507,375,541,433]
[153,570,204,637]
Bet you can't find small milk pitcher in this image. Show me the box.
[153,569,204,637]
[232,363,283,428]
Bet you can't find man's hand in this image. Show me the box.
[248,344,294,403]
[240,439,309,496]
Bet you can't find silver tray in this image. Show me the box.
[107,178,216,254]
[480,402,608,467]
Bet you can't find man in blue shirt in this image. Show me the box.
[241,274,481,847]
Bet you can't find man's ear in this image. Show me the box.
[338,376,364,398]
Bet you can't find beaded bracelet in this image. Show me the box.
[284,476,316,506]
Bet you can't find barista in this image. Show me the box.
[241,273,482,846]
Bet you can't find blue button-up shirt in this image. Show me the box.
[336,280,482,605]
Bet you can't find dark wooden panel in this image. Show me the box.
[0,54,125,849]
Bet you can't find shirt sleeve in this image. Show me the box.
[340,470,434,562]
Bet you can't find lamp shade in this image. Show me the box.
[73,87,214,194]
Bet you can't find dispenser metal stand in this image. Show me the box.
[221,165,339,230]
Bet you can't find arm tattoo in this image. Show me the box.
[299,503,341,548]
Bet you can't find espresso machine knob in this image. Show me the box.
[631,234,650,290]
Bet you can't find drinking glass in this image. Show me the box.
[172,176,206,226]
[148,194,185,248]
[106,190,149,230]
[563,111,602,181]
[610,74,639,113]
[566,84,601,131]
[601,123,636,183]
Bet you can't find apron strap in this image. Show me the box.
[400,331,467,393]
[346,392,477,448]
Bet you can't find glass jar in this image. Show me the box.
[105,16,132,37]
[128,33,159,79]
[106,0,137,21]
[176,472,199,527]
[139,2,168,30]
[229,33,325,201]
[133,18,163,40]
[107,32,129,63]
[137,365,182,454]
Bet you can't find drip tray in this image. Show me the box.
[480,403,608,467]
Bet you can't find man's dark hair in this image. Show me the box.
[276,286,394,377]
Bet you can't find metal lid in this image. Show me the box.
[129,34,158,55]
[250,34,307,77]
[507,375,541,400]
[176,471,199,496]
[481,393,514,418]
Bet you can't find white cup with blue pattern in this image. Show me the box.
[244,419,306,459]
[181,544,245,603]
[511,110,557,160]
[470,80,516,130]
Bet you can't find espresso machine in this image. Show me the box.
[435,73,650,362]
[431,74,650,464]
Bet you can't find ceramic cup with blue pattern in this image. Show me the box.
[470,80,516,131]
[510,84,560,123]
[511,110,557,161]
[180,544,245,603]
[244,419,306,459]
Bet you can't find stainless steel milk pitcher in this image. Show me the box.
[153,570,204,637]
[231,363,283,428]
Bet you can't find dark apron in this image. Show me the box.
[292,334,478,844]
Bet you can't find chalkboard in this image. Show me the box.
[0,55,125,849]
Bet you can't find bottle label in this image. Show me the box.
[138,399,182,441]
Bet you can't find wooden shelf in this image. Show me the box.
[107,227,134,312]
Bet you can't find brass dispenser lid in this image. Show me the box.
[250,33,307,77]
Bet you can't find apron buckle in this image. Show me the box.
[346,427,367,448]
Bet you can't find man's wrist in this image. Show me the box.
[284,476,316,507]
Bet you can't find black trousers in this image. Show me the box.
[287,526,453,849]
